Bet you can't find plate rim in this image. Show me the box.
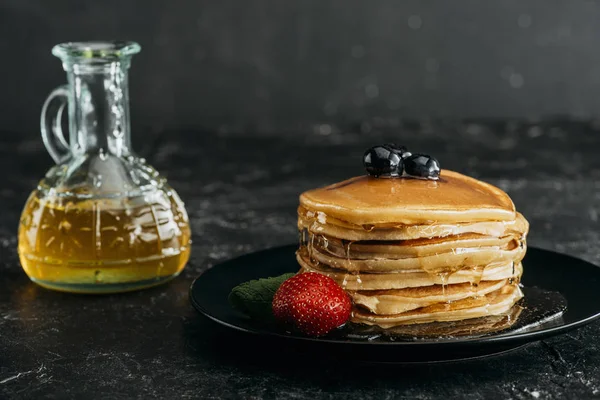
[189,244,600,347]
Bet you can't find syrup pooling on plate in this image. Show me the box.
[297,154,531,331]
[335,287,566,340]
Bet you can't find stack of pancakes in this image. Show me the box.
[297,170,528,329]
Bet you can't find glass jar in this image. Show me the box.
[18,41,191,293]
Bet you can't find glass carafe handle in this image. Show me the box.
[40,85,71,164]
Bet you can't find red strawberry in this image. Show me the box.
[272,272,352,337]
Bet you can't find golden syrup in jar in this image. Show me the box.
[25,41,193,293]
[18,189,191,293]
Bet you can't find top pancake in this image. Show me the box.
[299,170,516,225]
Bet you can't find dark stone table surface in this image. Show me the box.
[1,120,600,399]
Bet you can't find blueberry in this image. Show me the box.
[363,146,403,177]
[404,154,441,180]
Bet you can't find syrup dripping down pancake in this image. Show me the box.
[351,284,524,328]
[297,169,529,328]
[350,279,509,315]
[308,239,525,273]
[298,207,529,241]
[297,250,523,291]
[351,304,523,337]
[315,233,518,258]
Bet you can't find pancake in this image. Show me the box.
[350,304,523,337]
[299,208,529,241]
[308,241,525,273]
[312,233,523,260]
[350,279,508,314]
[351,284,524,328]
[314,233,517,258]
[297,251,523,290]
[299,171,516,225]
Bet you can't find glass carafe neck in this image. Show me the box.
[67,63,131,157]
[53,42,141,158]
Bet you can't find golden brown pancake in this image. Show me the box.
[351,284,523,328]
[298,208,529,241]
[353,305,523,337]
[297,250,523,290]
[315,233,516,257]
[350,279,508,314]
[299,171,516,225]
[308,240,525,273]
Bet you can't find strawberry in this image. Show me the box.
[272,272,352,337]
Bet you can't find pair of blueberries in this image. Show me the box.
[363,144,440,180]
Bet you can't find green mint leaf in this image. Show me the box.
[228,273,295,321]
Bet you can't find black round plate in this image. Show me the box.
[189,245,600,363]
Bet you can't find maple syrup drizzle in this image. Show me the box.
[297,210,533,335]
[439,272,449,297]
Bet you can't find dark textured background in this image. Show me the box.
[1,123,600,399]
[4,0,600,137]
[2,1,600,399]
